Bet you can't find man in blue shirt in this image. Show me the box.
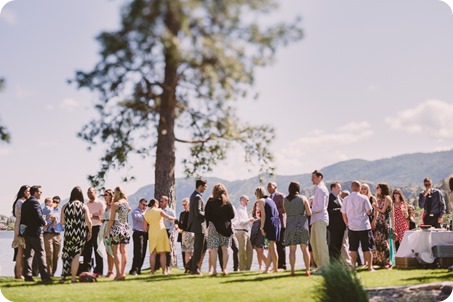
[129,198,148,275]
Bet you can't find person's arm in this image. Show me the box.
[303,196,312,216]
[438,191,446,223]
[418,192,426,209]
[258,199,266,236]
[342,213,348,228]
[142,212,149,232]
[105,203,116,238]
[160,209,176,221]
[311,189,327,214]
[60,204,66,226]
[84,205,93,241]
[195,196,205,219]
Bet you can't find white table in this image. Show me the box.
[395,230,453,262]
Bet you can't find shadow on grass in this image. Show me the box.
[403,271,453,283]
[221,273,309,284]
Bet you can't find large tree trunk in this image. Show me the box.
[154,1,181,267]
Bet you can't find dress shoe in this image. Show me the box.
[40,278,53,284]
[24,276,35,282]
[129,271,138,276]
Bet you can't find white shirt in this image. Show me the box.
[235,204,251,231]
[311,181,329,225]
[341,191,372,231]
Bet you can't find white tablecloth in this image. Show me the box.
[395,230,453,261]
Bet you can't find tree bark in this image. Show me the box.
[154,1,181,267]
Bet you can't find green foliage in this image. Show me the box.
[316,261,368,302]
[72,0,302,190]
[0,77,11,143]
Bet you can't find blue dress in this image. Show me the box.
[263,196,281,241]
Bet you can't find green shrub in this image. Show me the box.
[316,261,368,302]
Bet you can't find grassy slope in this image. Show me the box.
[1,268,452,302]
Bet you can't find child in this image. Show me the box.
[42,197,53,232]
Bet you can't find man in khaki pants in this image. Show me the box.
[310,170,330,274]
[43,196,63,276]
[234,195,254,271]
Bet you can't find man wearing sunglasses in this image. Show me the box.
[43,196,63,276]
[418,177,446,228]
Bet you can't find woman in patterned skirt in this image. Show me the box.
[106,186,131,280]
[392,188,409,251]
[205,183,235,276]
[60,187,92,283]
[372,183,393,268]
[283,181,312,276]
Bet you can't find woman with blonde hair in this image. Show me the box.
[105,186,131,280]
[392,188,408,251]
[205,183,235,275]
[372,183,393,268]
[256,186,281,274]
[360,183,377,224]
[99,189,114,277]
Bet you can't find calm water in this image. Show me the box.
[0,231,304,277]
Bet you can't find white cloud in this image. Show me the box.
[0,9,17,26]
[45,104,54,111]
[274,121,374,174]
[385,99,453,140]
[59,98,80,111]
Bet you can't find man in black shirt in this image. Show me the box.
[418,177,446,228]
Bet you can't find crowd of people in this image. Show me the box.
[10,172,452,282]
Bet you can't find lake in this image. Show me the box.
[0,231,306,277]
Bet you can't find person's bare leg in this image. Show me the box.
[71,254,80,283]
[364,251,374,271]
[150,249,156,274]
[120,244,127,277]
[350,251,358,271]
[289,245,296,275]
[301,244,311,275]
[160,253,167,275]
[221,246,229,275]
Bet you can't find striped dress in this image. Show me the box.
[61,200,87,277]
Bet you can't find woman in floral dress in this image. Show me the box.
[392,188,408,251]
[372,183,393,268]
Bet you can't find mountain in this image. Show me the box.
[128,149,453,214]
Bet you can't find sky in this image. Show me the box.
[1,0,453,215]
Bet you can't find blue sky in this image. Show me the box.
[1,0,453,215]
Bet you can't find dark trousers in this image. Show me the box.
[277,227,286,269]
[130,231,148,274]
[24,235,50,280]
[191,233,205,272]
[424,214,441,228]
[81,225,103,274]
[329,227,345,260]
[218,236,239,271]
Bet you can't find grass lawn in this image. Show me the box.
[1,268,452,302]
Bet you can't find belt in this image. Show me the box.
[235,229,249,232]
[133,230,147,233]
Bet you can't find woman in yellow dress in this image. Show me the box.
[143,198,177,275]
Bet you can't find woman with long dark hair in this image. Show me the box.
[11,185,30,279]
[205,183,235,275]
[392,188,409,251]
[283,181,312,276]
[372,183,393,268]
[60,186,92,283]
